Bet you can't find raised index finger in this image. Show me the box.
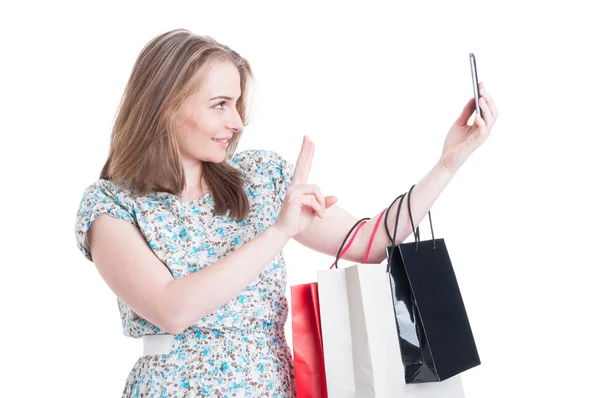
[291,136,314,186]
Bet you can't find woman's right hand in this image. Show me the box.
[273,136,338,239]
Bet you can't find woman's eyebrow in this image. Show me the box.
[209,95,238,101]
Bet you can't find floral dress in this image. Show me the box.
[74,149,296,397]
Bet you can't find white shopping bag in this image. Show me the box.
[318,266,374,398]
[318,262,466,398]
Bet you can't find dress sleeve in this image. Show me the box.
[74,180,137,262]
[265,150,295,209]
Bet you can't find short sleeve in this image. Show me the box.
[74,180,138,262]
[253,150,295,208]
[269,151,295,209]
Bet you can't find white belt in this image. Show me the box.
[143,334,176,356]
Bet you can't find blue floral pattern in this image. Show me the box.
[74,149,296,397]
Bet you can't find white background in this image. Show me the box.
[2,0,599,397]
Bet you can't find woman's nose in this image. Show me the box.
[227,109,244,133]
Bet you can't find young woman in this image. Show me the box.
[74,28,498,397]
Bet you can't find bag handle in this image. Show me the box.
[384,192,406,271]
[330,209,387,269]
[331,218,369,269]
[406,184,436,251]
[363,209,387,264]
[383,185,436,249]
[384,192,407,245]
[383,185,436,271]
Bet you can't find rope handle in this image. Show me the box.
[330,208,387,269]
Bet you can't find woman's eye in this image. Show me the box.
[214,101,225,109]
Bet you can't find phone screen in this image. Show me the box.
[469,53,480,117]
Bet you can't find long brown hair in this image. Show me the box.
[100,29,252,221]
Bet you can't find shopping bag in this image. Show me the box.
[363,262,466,396]
[318,217,376,397]
[319,208,466,397]
[291,282,328,398]
[291,215,372,398]
[384,184,481,383]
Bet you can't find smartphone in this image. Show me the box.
[469,53,480,117]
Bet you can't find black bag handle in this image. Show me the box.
[384,192,407,245]
[406,184,436,251]
[384,184,436,256]
[384,192,406,271]
[332,217,371,269]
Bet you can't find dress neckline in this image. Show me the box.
[179,191,211,205]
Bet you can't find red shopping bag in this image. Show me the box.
[291,282,327,398]
[291,209,387,398]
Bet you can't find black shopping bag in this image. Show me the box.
[383,184,480,383]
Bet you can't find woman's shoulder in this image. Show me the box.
[231,149,295,204]
[79,179,138,205]
[231,148,293,175]
[75,179,139,262]
[76,179,140,228]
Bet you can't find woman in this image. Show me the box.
[74,28,498,397]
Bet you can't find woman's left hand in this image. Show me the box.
[440,82,499,174]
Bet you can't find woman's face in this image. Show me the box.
[172,61,244,165]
